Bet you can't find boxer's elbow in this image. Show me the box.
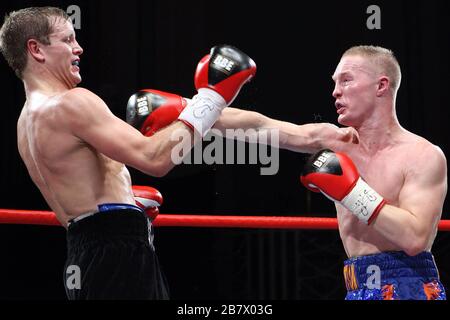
[403,219,434,256]
[403,236,428,257]
[152,162,173,177]
[142,158,173,178]
[137,148,175,177]
[404,245,427,257]
[139,164,169,178]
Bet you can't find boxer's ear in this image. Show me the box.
[376,76,389,97]
[27,39,45,63]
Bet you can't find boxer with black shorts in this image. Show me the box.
[64,204,169,299]
[0,6,256,299]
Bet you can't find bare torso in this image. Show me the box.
[336,129,438,257]
[17,90,135,227]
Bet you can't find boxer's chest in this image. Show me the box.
[347,149,407,205]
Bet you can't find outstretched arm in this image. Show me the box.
[214,107,359,153]
[66,45,256,177]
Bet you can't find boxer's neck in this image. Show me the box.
[23,73,72,98]
[355,108,403,153]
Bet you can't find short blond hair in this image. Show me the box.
[343,45,402,93]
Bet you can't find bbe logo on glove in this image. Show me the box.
[301,149,386,225]
[313,152,332,169]
[136,96,150,114]
[212,55,235,74]
[178,44,256,137]
[194,45,256,104]
[127,89,187,136]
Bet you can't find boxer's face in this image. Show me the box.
[332,55,379,127]
[40,17,83,88]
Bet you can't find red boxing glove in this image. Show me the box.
[300,149,386,225]
[194,45,257,104]
[132,185,163,221]
[126,89,188,136]
[179,45,256,137]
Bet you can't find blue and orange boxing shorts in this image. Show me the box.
[343,251,446,300]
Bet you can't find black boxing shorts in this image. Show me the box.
[63,203,169,300]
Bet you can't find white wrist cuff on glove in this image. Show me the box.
[341,177,385,224]
[178,88,227,137]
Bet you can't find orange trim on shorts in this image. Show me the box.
[423,280,442,300]
[343,264,358,291]
[382,284,395,300]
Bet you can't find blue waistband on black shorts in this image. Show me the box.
[97,203,143,214]
[66,203,152,249]
[69,203,144,225]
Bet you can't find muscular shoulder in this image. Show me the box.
[57,87,111,128]
[403,136,447,182]
[417,142,446,172]
[59,87,105,111]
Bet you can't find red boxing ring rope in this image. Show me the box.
[1,208,450,231]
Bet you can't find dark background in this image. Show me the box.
[0,0,449,300]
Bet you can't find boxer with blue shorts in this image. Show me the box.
[344,251,446,300]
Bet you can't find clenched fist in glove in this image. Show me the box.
[127,89,188,137]
[300,149,386,224]
[179,44,256,137]
[132,185,163,221]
